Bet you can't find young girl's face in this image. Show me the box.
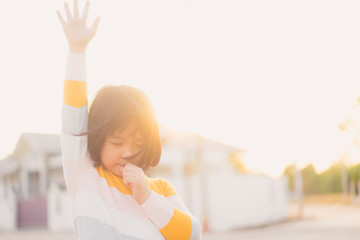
[100,124,145,178]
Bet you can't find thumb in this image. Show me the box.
[91,16,101,34]
[123,177,130,187]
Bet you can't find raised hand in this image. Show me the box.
[122,164,151,205]
[57,0,100,54]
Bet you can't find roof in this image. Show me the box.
[159,125,245,153]
[0,156,19,176]
[12,132,61,157]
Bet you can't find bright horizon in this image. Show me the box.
[1,0,360,177]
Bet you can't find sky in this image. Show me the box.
[1,0,360,177]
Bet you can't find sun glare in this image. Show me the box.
[1,1,360,177]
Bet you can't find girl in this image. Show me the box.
[57,0,202,239]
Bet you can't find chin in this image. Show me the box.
[112,170,123,178]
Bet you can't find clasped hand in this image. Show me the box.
[122,163,151,205]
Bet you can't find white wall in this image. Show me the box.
[0,189,17,230]
[167,172,289,232]
[47,184,73,231]
[204,173,289,231]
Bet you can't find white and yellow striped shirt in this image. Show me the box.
[61,53,202,240]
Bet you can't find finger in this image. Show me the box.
[123,168,140,178]
[122,168,138,179]
[90,16,101,34]
[122,164,133,175]
[56,10,66,26]
[81,1,89,21]
[124,163,136,171]
[124,178,130,187]
[64,2,72,21]
[125,163,137,168]
[124,163,142,172]
[122,169,137,179]
[73,0,79,18]
[123,177,135,187]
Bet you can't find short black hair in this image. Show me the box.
[87,85,161,172]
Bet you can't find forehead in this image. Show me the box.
[109,124,144,140]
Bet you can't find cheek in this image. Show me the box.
[100,144,118,164]
[133,153,144,166]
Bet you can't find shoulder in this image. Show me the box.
[146,177,177,198]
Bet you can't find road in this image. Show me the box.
[0,203,359,240]
[204,203,360,240]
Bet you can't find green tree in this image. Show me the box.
[301,164,319,195]
[348,163,360,194]
[318,163,342,194]
[282,164,295,192]
[348,163,360,183]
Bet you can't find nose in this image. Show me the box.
[121,146,142,161]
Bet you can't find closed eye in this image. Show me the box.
[111,142,123,146]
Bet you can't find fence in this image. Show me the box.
[0,190,17,230]
[0,174,288,232]
[167,173,289,231]
[47,184,72,231]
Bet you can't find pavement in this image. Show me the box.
[0,203,359,240]
[204,203,360,240]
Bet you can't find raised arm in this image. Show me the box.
[57,0,100,186]
[57,0,100,54]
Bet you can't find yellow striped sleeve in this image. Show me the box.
[161,178,177,197]
[63,80,88,108]
[159,208,192,240]
[95,166,132,195]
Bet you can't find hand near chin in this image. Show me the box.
[122,164,151,204]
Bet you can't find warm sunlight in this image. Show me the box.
[1,1,360,239]
[1,0,360,178]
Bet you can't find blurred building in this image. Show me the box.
[0,133,62,229]
[0,127,289,231]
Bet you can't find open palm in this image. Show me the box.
[57,0,100,53]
